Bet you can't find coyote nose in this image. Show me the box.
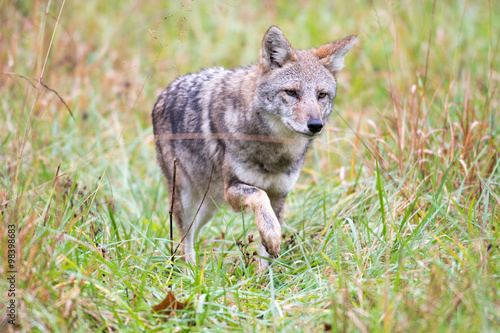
[307,119,323,133]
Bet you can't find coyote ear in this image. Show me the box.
[315,35,357,74]
[259,26,295,71]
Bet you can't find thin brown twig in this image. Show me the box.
[169,159,177,257]
[43,163,61,226]
[172,163,215,260]
[39,80,74,119]
[2,72,74,119]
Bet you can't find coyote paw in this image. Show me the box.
[261,236,281,258]
[259,219,281,258]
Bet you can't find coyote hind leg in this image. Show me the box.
[172,185,218,264]
[181,199,218,264]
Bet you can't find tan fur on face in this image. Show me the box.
[314,35,357,74]
[314,35,357,58]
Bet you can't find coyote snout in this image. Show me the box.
[152,26,356,272]
[307,119,323,134]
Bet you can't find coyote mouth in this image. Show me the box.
[282,120,318,138]
[297,130,318,138]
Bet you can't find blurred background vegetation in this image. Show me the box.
[1,0,499,331]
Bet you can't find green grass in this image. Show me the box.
[1,0,499,331]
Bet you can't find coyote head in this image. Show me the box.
[254,26,356,137]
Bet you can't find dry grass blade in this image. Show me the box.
[2,72,74,119]
[423,0,437,90]
[14,0,67,189]
[332,107,424,219]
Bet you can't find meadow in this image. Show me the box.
[1,0,499,331]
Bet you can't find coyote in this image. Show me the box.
[152,26,356,270]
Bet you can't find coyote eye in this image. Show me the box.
[285,89,297,97]
[318,92,327,99]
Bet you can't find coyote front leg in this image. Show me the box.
[225,182,282,269]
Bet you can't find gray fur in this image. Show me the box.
[152,26,356,271]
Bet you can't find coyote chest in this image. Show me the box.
[232,164,301,197]
[152,25,356,270]
[231,148,300,195]
[228,140,309,196]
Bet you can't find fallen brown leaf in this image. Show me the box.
[152,291,186,318]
